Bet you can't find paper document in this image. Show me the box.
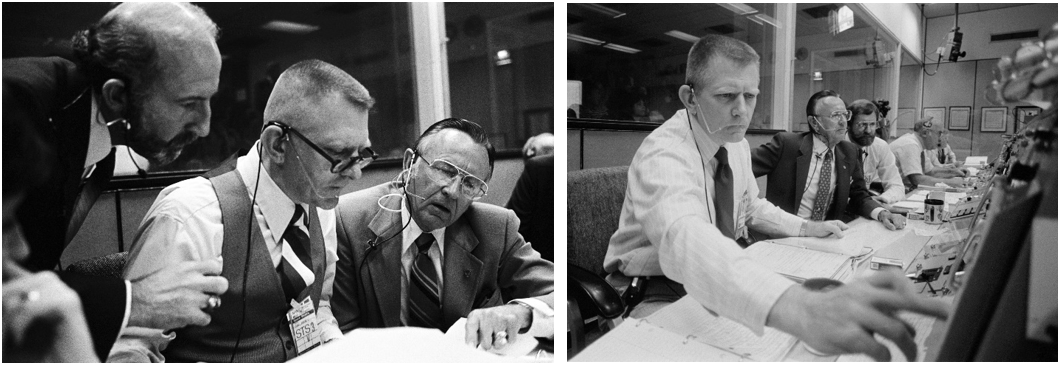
[964,156,988,167]
[571,318,744,362]
[291,326,505,362]
[767,219,901,257]
[645,296,799,362]
[444,317,538,357]
[745,241,851,281]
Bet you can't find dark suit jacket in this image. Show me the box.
[751,132,881,222]
[3,56,125,359]
[332,183,554,332]
[505,154,554,261]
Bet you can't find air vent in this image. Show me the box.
[802,5,837,19]
[636,37,669,48]
[834,49,863,58]
[706,24,741,35]
[990,30,1039,42]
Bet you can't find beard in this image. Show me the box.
[850,132,875,147]
[124,99,200,167]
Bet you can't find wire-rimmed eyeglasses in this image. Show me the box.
[265,120,377,174]
[415,153,489,200]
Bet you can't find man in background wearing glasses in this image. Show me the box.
[846,99,906,204]
[331,118,554,352]
[751,90,906,230]
[110,60,375,362]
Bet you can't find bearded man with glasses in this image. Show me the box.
[331,118,554,352]
[112,60,373,362]
[751,90,905,230]
[845,99,906,204]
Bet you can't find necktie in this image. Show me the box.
[810,150,834,221]
[277,205,313,302]
[714,147,735,239]
[408,233,443,329]
[938,148,946,164]
[859,148,868,166]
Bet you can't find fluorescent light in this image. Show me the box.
[746,16,763,25]
[261,20,319,34]
[602,43,641,54]
[751,14,779,28]
[665,30,700,43]
[495,50,511,66]
[813,71,823,81]
[720,3,757,15]
[568,33,605,45]
[576,3,626,18]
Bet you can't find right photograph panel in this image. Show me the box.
[567,2,1059,362]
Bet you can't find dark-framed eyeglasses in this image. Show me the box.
[415,153,489,200]
[813,110,852,122]
[265,120,377,174]
[852,119,884,131]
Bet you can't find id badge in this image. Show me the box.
[286,296,321,355]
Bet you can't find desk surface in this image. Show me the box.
[575,214,965,362]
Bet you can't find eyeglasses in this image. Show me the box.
[265,121,377,174]
[813,110,852,122]
[852,119,884,131]
[417,154,489,200]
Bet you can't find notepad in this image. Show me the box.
[645,296,799,362]
[571,317,745,362]
[745,242,852,281]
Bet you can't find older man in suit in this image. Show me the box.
[751,90,905,230]
[332,118,554,351]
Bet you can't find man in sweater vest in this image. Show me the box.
[109,59,376,362]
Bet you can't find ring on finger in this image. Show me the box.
[494,331,508,340]
[205,295,222,310]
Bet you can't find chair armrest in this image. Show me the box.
[568,264,625,320]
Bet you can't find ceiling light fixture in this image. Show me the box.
[602,43,641,54]
[751,14,779,28]
[576,3,626,18]
[568,33,605,45]
[719,3,758,16]
[261,20,320,34]
[665,30,701,43]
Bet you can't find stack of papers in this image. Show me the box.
[646,296,799,361]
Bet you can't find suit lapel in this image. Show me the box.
[795,134,814,211]
[440,215,482,330]
[366,195,404,327]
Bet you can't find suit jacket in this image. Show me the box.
[3,56,125,359]
[505,154,554,261]
[332,183,554,332]
[751,131,880,222]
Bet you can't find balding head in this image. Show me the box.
[71,2,218,92]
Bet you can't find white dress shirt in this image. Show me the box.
[107,143,341,362]
[397,202,553,336]
[889,133,925,178]
[604,109,804,335]
[797,136,838,218]
[860,137,906,204]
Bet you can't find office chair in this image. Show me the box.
[567,166,628,356]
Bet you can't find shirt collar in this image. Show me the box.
[400,198,445,258]
[86,93,114,169]
[812,134,834,156]
[236,142,304,244]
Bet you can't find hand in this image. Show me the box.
[3,271,98,362]
[804,220,848,238]
[128,259,229,331]
[464,304,532,351]
[766,269,949,361]
[876,211,906,230]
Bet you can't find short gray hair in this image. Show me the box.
[264,59,375,124]
[685,35,760,89]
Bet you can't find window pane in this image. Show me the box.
[445,3,555,152]
[567,3,780,129]
[792,4,900,132]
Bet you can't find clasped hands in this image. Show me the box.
[464,303,532,351]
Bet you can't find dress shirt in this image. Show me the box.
[860,137,906,204]
[889,133,925,178]
[796,136,838,218]
[85,94,134,338]
[108,143,341,362]
[398,201,553,335]
[604,109,804,335]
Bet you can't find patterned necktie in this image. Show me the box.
[714,147,735,239]
[407,233,443,329]
[277,205,313,302]
[810,150,834,221]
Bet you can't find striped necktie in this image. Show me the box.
[810,150,834,221]
[277,205,313,302]
[407,233,443,329]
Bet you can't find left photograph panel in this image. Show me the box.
[3,2,555,362]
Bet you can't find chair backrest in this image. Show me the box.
[567,166,628,276]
